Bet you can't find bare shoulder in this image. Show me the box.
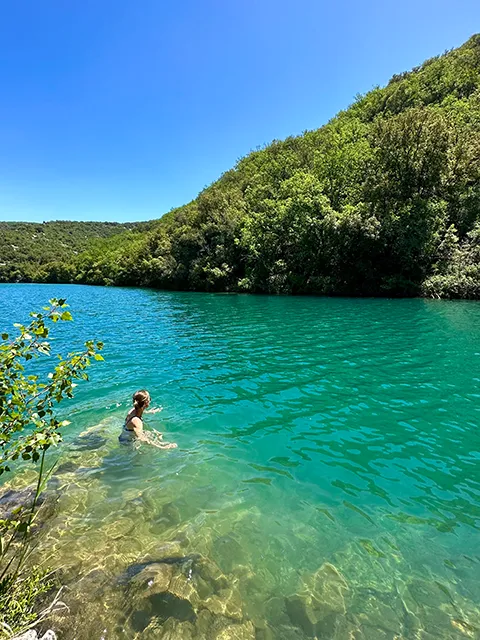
[130,416,143,428]
[125,408,135,422]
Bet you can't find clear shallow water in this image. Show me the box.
[1,284,479,639]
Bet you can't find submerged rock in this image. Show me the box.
[196,614,256,639]
[263,596,292,629]
[285,595,318,637]
[419,605,454,638]
[195,608,215,636]
[350,590,403,635]
[0,484,58,531]
[131,562,174,595]
[12,633,38,640]
[214,621,256,640]
[196,556,229,592]
[126,556,200,633]
[155,540,185,556]
[135,619,165,639]
[168,572,202,609]
[0,486,38,519]
[55,460,80,475]
[123,549,255,638]
[307,562,348,612]
[332,541,397,597]
[70,567,113,599]
[407,578,452,608]
[155,501,182,528]
[211,534,246,574]
[150,591,197,624]
[72,432,107,451]
[13,631,57,640]
[253,626,276,640]
[121,553,200,583]
[285,562,348,638]
[203,587,244,621]
[161,618,196,640]
[129,591,197,633]
[451,617,478,638]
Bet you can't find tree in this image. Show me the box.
[1,35,479,298]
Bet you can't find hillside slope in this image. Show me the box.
[0,221,146,283]
[4,35,480,298]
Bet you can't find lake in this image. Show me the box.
[1,284,479,639]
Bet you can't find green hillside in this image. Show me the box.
[0,221,146,283]
[4,35,480,298]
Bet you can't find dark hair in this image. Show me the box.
[133,389,150,411]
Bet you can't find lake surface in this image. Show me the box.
[1,284,479,640]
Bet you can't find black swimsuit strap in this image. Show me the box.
[124,411,142,431]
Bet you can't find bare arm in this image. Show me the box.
[147,431,177,449]
[130,417,146,440]
[144,434,177,450]
[132,417,177,449]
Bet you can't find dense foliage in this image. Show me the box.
[0,221,143,283]
[0,301,103,637]
[3,36,480,298]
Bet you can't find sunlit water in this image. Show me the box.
[1,284,479,640]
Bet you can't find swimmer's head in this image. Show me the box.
[133,389,150,411]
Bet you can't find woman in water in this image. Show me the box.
[119,390,177,449]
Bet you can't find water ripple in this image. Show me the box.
[1,285,480,638]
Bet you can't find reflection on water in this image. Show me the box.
[1,285,479,639]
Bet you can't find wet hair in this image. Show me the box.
[133,389,150,411]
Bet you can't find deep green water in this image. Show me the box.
[1,284,479,640]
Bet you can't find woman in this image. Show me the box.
[119,390,177,449]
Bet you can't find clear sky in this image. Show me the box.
[0,1,478,223]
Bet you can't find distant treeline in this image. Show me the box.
[0,221,145,283]
[3,36,480,299]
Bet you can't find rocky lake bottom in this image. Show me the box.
[1,286,479,639]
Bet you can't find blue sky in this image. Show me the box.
[0,0,478,223]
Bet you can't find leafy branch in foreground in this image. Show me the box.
[0,299,104,637]
[0,298,104,474]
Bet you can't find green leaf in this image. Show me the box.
[0,299,103,500]
[94,354,104,361]
[1,333,8,340]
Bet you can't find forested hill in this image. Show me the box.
[4,35,480,298]
[0,221,145,283]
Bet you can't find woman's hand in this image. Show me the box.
[145,407,163,414]
[142,432,177,450]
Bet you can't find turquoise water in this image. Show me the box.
[1,284,479,639]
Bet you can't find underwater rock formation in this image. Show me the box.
[125,552,255,638]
